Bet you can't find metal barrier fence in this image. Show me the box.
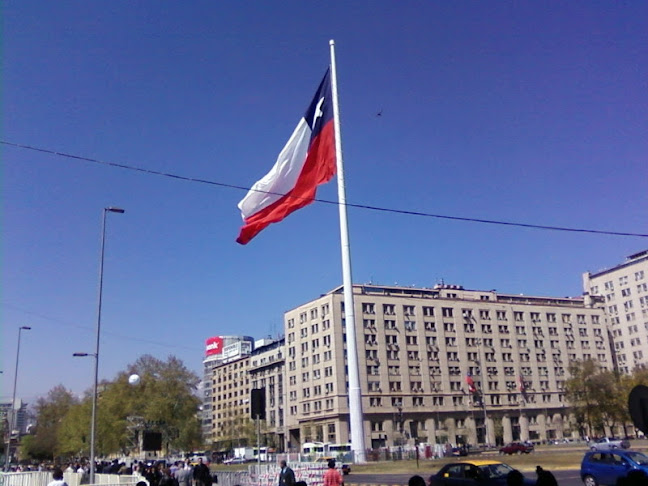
[0,472,146,486]
[213,471,249,486]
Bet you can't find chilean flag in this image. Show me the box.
[236,70,336,244]
[517,375,526,393]
[466,373,477,393]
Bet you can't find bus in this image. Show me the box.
[301,442,326,457]
[301,442,352,458]
[328,443,352,454]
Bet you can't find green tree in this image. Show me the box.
[36,355,202,459]
[106,355,203,454]
[565,359,629,437]
[23,385,78,460]
[58,398,91,457]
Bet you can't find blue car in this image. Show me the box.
[580,449,648,486]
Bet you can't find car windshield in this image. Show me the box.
[479,463,514,479]
[626,451,648,465]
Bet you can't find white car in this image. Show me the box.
[223,457,247,464]
[588,437,630,451]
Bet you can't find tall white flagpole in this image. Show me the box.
[329,39,366,463]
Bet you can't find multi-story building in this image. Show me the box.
[203,337,285,449]
[0,399,29,436]
[284,283,612,450]
[202,336,254,440]
[249,339,286,449]
[583,249,648,373]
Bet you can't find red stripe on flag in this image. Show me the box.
[236,120,336,245]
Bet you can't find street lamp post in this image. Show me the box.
[87,206,124,483]
[4,326,31,471]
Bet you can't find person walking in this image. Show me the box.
[278,460,295,486]
[535,466,558,486]
[176,461,192,486]
[193,458,211,486]
[47,468,69,486]
[323,460,343,486]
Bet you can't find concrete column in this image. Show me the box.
[538,413,547,442]
[485,416,495,446]
[447,417,457,445]
[502,415,513,444]
[426,417,437,444]
[465,416,478,446]
[389,418,399,446]
[519,414,529,442]
[553,413,564,440]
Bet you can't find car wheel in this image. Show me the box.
[583,475,598,486]
[590,446,597,451]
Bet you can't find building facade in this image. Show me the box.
[0,399,29,436]
[283,283,612,450]
[202,336,254,440]
[248,339,286,449]
[583,249,648,373]
[202,337,285,449]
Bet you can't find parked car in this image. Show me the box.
[589,437,631,451]
[580,449,648,486]
[222,457,247,464]
[499,442,534,455]
[429,460,535,486]
[451,446,468,457]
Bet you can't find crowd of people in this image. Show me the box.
[41,458,216,486]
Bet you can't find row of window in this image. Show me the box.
[600,271,646,293]
[367,393,564,408]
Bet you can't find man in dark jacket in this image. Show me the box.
[278,460,295,486]
[193,459,211,486]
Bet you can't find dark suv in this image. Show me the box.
[580,449,648,486]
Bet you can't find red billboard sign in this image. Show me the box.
[205,336,224,356]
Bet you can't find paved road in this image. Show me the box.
[346,469,583,486]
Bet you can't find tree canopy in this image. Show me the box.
[24,355,203,461]
[565,360,645,437]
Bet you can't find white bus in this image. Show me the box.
[301,442,326,457]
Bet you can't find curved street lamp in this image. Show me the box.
[84,206,124,482]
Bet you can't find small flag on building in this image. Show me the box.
[466,372,477,393]
[517,375,526,393]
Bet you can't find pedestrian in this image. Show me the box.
[323,459,344,486]
[278,460,295,486]
[160,467,179,486]
[619,470,648,486]
[47,468,69,486]
[535,466,558,486]
[176,461,193,486]
[193,458,211,486]
[506,470,524,486]
[408,476,425,486]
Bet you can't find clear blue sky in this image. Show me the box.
[3,1,647,404]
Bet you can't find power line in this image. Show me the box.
[3,139,647,238]
[2,302,203,353]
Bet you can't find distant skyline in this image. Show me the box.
[3,1,647,404]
